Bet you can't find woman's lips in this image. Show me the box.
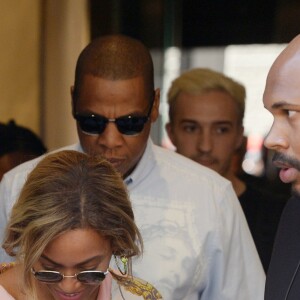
[55,290,83,300]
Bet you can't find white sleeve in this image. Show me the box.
[0,173,24,263]
[200,184,265,300]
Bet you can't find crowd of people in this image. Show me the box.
[0,32,299,299]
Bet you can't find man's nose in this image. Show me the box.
[264,121,289,151]
[96,122,124,149]
[197,132,213,153]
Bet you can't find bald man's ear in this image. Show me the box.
[150,88,160,122]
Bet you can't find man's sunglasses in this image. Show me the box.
[31,268,108,284]
[74,98,155,136]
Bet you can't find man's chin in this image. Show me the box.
[291,184,300,197]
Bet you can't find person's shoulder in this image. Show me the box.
[0,263,21,299]
[110,269,163,299]
[0,155,44,197]
[241,183,288,221]
[0,285,15,300]
[3,155,42,180]
[2,143,80,184]
[152,144,211,173]
[152,144,230,185]
[246,182,288,205]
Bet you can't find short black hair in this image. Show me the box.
[73,34,154,105]
[0,120,47,157]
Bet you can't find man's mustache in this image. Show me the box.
[272,152,300,172]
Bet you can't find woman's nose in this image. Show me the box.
[58,275,81,293]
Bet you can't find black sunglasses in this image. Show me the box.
[74,98,155,136]
[31,268,108,284]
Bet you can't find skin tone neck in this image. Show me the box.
[228,172,246,197]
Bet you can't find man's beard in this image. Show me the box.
[272,151,300,171]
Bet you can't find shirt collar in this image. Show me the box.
[124,138,155,189]
[77,140,155,188]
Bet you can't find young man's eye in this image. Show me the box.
[216,127,230,134]
[182,124,197,133]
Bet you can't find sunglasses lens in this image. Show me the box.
[117,116,148,135]
[77,271,106,284]
[77,116,106,135]
[75,114,149,136]
[34,271,62,283]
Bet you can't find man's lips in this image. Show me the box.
[194,158,215,166]
[272,160,290,169]
[273,161,299,183]
[105,158,124,166]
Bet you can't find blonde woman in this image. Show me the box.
[0,150,162,300]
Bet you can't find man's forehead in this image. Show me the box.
[269,35,300,77]
[265,40,300,100]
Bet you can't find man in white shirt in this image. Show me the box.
[0,34,265,300]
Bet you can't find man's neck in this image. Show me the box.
[226,172,246,197]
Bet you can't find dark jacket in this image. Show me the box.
[265,195,300,300]
[239,183,287,272]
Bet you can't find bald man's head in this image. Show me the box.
[264,35,300,99]
[73,34,154,102]
[270,34,300,70]
[263,34,300,195]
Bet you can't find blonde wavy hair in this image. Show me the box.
[2,150,142,298]
[167,68,246,124]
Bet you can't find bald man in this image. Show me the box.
[263,35,300,299]
[0,34,265,300]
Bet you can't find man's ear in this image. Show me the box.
[150,88,160,123]
[70,86,75,116]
